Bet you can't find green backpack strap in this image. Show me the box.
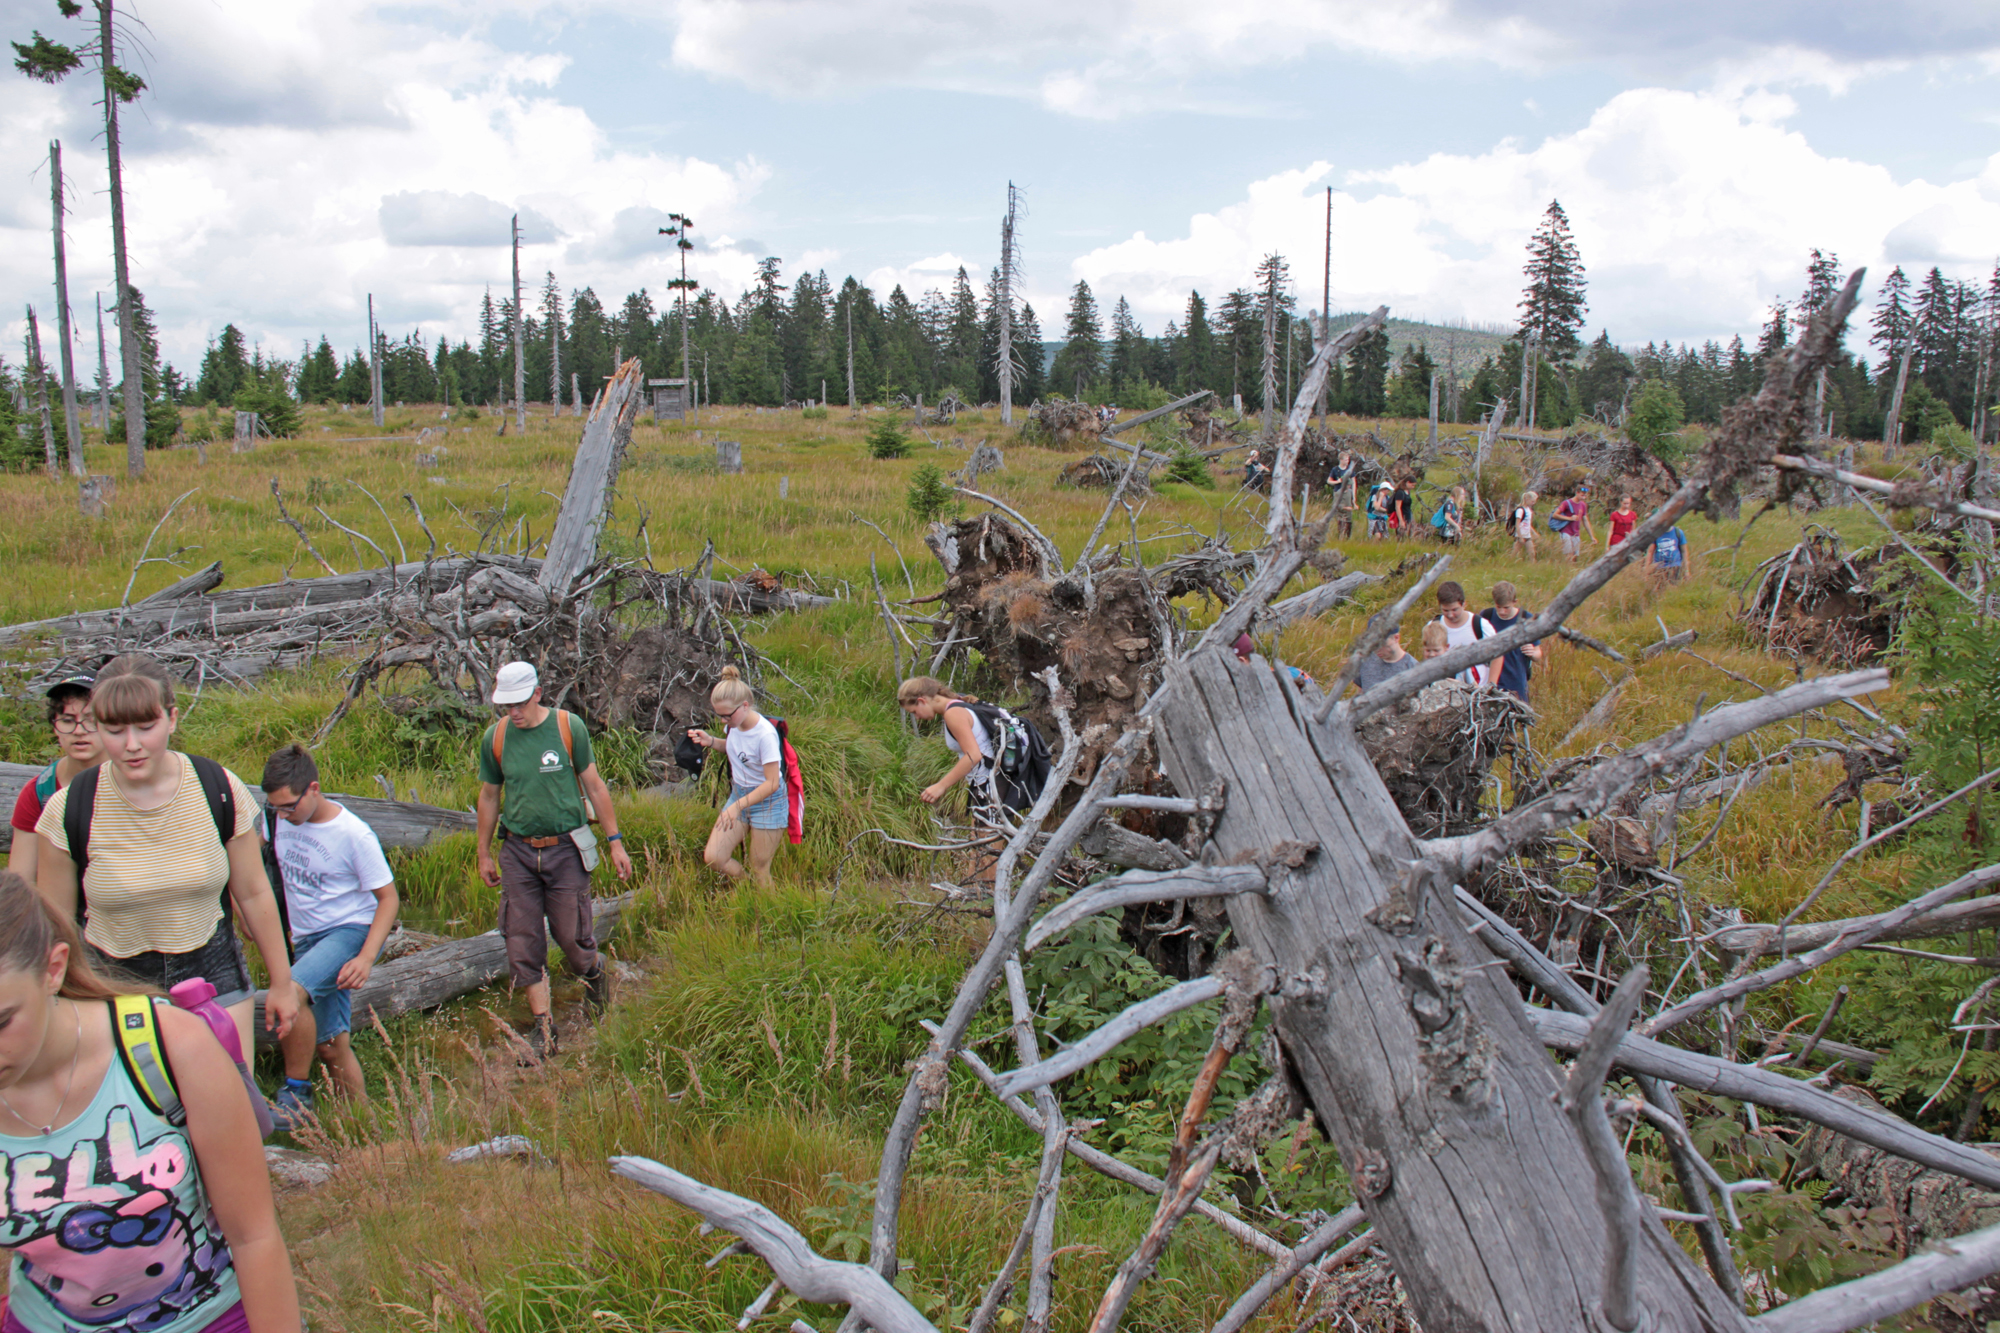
[111,994,185,1127]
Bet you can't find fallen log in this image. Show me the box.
[1101,389,1214,439]
[1077,819,1190,872]
[681,576,839,614]
[0,555,539,647]
[1794,1084,2000,1244]
[1260,570,1378,632]
[253,891,634,1049]
[0,761,472,852]
[135,561,225,606]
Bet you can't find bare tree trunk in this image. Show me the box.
[847,301,857,416]
[1428,373,1439,450]
[367,294,383,428]
[1259,288,1278,444]
[98,0,144,477]
[550,286,562,414]
[512,215,526,434]
[94,293,111,435]
[1319,185,1332,435]
[999,183,1016,426]
[1154,655,1749,1333]
[50,141,85,476]
[1884,344,1913,447]
[27,307,58,476]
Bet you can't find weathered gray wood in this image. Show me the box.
[611,1156,939,1333]
[1712,893,2000,958]
[1751,1216,2000,1333]
[1100,389,1214,439]
[716,439,743,474]
[1155,651,1749,1332]
[1025,865,1268,951]
[1205,1206,1367,1333]
[681,576,838,614]
[0,555,539,647]
[1076,819,1189,872]
[135,561,225,606]
[0,761,472,853]
[252,892,632,1049]
[79,475,112,518]
[1531,1008,2000,1193]
[1260,570,1379,632]
[540,359,644,592]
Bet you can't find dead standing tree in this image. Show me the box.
[615,280,2000,1332]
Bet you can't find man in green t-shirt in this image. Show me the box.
[476,661,633,1057]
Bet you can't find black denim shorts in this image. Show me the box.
[92,912,253,1006]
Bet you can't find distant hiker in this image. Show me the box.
[0,871,303,1333]
[35,654,299,1059]
[1430,486,1464,543]
[686,666,789,889]
[475,661,629,1059]
[1243,450,1268,490]
[260,744,400,1127]
[7,675,104,884]
[1554,484,1595,562]
[1388,480,1413,537]
[1350,626,1417,692]
[1328,451,1360,539]
[1607,493,1639,549]
[1367,482,1393,539]
[1511,491,1539,561]
[1647,522,1692,585]
[1479,581,1543,705]
[1431,581,1494,687]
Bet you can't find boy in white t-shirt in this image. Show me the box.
[1511,491,1539,562]
[262,744,400,1126]
[1432,581,1495,687]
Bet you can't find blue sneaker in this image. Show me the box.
[271,1084,316,1132]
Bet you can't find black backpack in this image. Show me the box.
[63,757,290,956]
[952,701,1054,812]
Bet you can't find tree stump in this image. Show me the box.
[79,475,113,517]
[716,440,742,473]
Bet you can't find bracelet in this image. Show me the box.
[606,832,623,842]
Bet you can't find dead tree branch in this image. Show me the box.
[1559,967,1651,1332]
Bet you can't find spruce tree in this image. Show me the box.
[297,336,339,403]
[1870,266,1913,374]
[1015,303,1046,403]
[1797,249,1844,337]
[1049,280,1103,400]
[1107,297,1143,396]
[1179,292,1216,398]
[1343,325,1390,417]
[940,267,981,398]
[1517,200,1588,359]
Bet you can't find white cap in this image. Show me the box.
[491,662,538,705]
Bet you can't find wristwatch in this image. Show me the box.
[606,832,623,842]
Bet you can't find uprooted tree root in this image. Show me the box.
[1740,526,1941,666]
[1355,678,1532,839]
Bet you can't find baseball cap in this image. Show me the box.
[491,662,538,705]
[46,674,95,699]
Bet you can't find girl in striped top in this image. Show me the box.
[33,658,298,1059]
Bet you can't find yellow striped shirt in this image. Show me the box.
[36,753,258,958]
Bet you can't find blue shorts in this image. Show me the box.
[732,784,788,831]
[292,923,373,1042]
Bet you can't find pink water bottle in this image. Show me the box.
[168,977,276,1138]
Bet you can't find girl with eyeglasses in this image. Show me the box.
[685,667,786,887]
[7,678,106,885]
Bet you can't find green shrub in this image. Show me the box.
[906,463,954,524]
[866,420,912,459]
[801,405,829,420]
[234,383,302,438]
[1626,377,1686,461]
[1165,445,1213,489]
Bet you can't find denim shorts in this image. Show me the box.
[93,913,252,1008]
[292,923,373,1041]
[732,784,788,830]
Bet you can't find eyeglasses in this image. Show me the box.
[714,704,745,725]
[267,791,314,816]
[54,714,97,734]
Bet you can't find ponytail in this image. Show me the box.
[895,676,976,706]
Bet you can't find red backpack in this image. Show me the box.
[767,718,806,845]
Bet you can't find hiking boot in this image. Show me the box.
[582,965,612,1016]
[519,1014,557,1065]
[271,1083,316,1132]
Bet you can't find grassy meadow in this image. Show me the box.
[0,402,1968,1327]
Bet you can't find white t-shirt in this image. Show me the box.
[944,702,995,783]
[726,717,783,790]
[1512,505,1534,540]
[268,805,394,938]
[1438,614,1491,687]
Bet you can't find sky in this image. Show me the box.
[2,0,1999,375]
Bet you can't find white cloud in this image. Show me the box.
[1068,87,2000,346]
[864,253,978,301]
[0,1,769,367]
[664,0,2000,117]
